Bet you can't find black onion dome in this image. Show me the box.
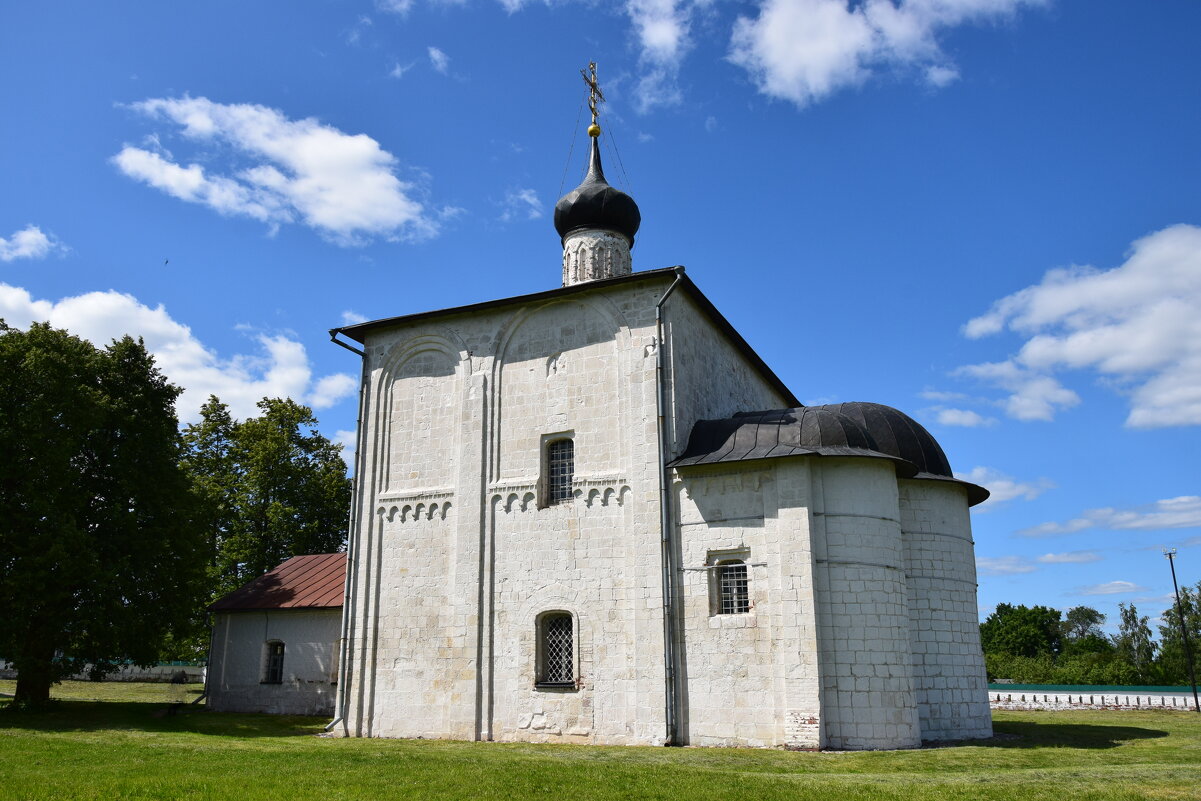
[820,402,989,505]
[554,137,641,245]
[668,406,917,478]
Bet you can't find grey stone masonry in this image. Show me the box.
[562,230,632,286]
[336,269,993,749]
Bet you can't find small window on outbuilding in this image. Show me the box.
[263,641,285,684]
[715,559,750,615]
[546,438,574,505]
[536,612,574,688]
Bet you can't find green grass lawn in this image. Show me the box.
[0,679,204,704]
[0,685,1198,801]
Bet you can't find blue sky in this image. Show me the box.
[3,0,1199,632]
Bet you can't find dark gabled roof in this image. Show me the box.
[209,553,346,612]
[330,268,801,408]
[670,403,990,506]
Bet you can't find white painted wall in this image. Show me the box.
[337,271,991,748]
[899,479,993,741]
[207,609,340,716]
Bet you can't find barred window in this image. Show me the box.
[546,438,574,505]
[716,560,750,615]
[263,641,285,684]
[536,612,574,687]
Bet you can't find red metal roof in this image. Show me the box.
[209,553,346,612]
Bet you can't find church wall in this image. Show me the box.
[663,292,792,458]
[674,459,824,749]
[207,609,339,716]
[341,279,673,744]
[344,331,479,739]
[336,270,988,751]
[485,291,667,745]
[811,458,921,750]
[898,479,993,742]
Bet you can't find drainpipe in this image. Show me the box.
[655,266,685,746]
[326,329,368,733]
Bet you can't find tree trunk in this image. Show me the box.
[12,637,56,708]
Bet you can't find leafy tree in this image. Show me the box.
[183,396,351,601]
[1063,606,1105,641]
[1156,582,1200,685]
[1112,602,1156,683]
[0,322,205,706]
[1061,606,1113,657]
[980,603,1063,658]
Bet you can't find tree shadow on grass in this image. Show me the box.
[0,699,324,738]
[976,719,1170,750]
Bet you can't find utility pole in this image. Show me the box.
[1164,548,1200,713]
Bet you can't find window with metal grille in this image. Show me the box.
[546,438,574,505]
[263,641,285,684]
[537,612,574,687]
[717,561,750,615]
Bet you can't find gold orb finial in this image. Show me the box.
[587,122,601,137]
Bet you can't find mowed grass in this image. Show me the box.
[0,685,1198,801]
[0,679,204,704]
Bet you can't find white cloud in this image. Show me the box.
[920,388,970,402]
[1020,495,1201,538]
[935,407,997,427]
[1036,551,1102,564]
[428,46,450,74]
[1078,580,1147,596]
[0,225,65,262]
[728,0,1042,108]
[626,0,700,112]
[955,360,1080,421]
[334,429,359,468]
[925,64,959,87]
[499,188,543,222]
[341,310,368,326]
[0,283,354,424]
[310,373,358,409]
[377,0,414,13]
[962,224,1201,427]
[389,61,416,79]
[115,96,440,246]
[977,556,1036,576]
[955,466,1053,508]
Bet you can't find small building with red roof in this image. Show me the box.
[206,553,346,716]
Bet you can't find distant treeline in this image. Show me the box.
[981,586,1200,686]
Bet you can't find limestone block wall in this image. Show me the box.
[338,271,851,747]
[899,479,992,741]
[811,458,920,750]
[663,291,791,457]
[674,459,823,749]
[207,609,340,716]
[341,277,697,744]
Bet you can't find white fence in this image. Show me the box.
[990,691,1196,711]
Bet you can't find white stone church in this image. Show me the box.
[327,121,993,750]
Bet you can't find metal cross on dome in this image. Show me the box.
[581,61,605,133]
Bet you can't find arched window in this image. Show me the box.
[546,438,574,505]
[536,612,574,687]
[262,641,285,684]
[716,560,750,615]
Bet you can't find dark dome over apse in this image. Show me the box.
[820,402,952,477]
[554,137,641,246]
